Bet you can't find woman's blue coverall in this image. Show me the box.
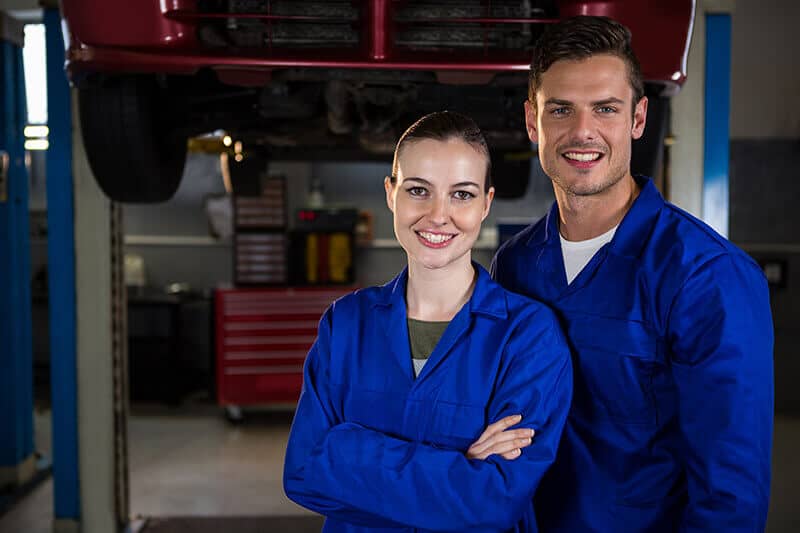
[284,265,573,532]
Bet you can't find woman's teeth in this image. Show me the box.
[418,232,454,244]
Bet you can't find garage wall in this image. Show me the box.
[727,0,800,413]
[122,156,311,290]
[729,138,799,414]
[122,152,555,290]
[727,0,800,244]
[729,0,800,140]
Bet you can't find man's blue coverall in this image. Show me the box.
[492,177,774,532]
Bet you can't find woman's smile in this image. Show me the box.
[416,230,456,247]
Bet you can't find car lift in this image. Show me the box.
[42,7,130,532]
[0,10,35,500]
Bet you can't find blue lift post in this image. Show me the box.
[44,8,81,525]
[702,13,732,238]
[0,14,35,490]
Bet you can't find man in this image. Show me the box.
[490,16,774,532]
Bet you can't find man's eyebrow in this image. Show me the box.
[592,97,626,106]
[543,97,627,107]
[544,98,573,107]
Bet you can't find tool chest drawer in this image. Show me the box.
[215,287,354,406]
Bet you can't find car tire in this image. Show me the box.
[631,89,670,180]
[78,76,188,203]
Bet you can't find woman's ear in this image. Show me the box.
[482,186,495,221]
[384,176,395,212]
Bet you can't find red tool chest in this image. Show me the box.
[215,286,355,409]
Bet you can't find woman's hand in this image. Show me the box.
[466,414,535,460]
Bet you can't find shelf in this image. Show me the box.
[124,235,231,247]
[118,233,501,250]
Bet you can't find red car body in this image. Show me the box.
[63,0,692,88]
[59,1,695,202]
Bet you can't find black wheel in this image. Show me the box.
[631,87,670,180]
[78,76,188,203]
[491,150,531,199]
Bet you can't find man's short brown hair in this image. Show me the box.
[528,16,644,107]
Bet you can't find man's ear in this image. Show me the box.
[631,96,648,140]
[524,99,539,144]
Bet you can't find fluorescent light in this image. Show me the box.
[223,135,232,147]
[25,139,49,150]
[23,24,48,125]
[24,125,49,138]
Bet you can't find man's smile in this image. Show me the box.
[562,150,605,169]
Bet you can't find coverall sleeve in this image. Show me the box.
[668,254,774,532]
[283,307,406,528]
[284,306,573,532]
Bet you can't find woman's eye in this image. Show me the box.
[453,190,476,201]
[406,187,427,197]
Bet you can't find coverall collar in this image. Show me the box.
[375,262,508,320]
[372,263,509,383]
[529,175,665,261]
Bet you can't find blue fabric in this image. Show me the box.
[491,177,774,532]
[284,264,573,532]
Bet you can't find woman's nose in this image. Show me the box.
[427,195,449,224]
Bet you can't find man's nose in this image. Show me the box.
[570,110,596,142]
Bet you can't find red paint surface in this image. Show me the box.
[214,287,355,407]
[61,0,694,88]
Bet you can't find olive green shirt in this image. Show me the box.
[407,318,450,378]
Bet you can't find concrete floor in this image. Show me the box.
[2,410,799,532]
[127,409,309,517]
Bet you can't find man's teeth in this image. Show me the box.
[418,232,454,244]
[564,152,601,162]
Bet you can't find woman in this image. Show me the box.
[283,111,572,532]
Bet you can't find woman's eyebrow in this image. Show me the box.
[451,181,481,189]
[402,177,432,186]
[401,177,480,189]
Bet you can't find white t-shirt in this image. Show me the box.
[560,225,618,284]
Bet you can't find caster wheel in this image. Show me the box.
[224,405,244,424]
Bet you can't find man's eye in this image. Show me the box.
[453,191,476,201]
[407,187,427,197]
[597,106,617,113]
[551,107,570,115]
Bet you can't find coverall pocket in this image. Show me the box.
[567,315,660,426]
[428,400,485,451]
